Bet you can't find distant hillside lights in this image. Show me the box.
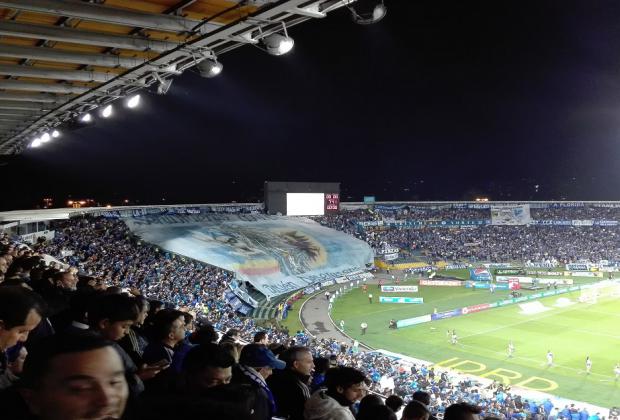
[67,199,96,209]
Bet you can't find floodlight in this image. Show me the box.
[126,94,141,108]
[196,58,223,78]
[80,113,92,122]
[350,0,386,25]
[40,132,51,143]
[263,33,294,56]
[52,130,60,138]
[31,138,42,148]
[157,78,173,95]
[101,104,113,118]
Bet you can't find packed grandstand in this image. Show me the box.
[0,201,619,420]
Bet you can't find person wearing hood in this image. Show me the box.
[304,366,367,420]
[267,346,314,420]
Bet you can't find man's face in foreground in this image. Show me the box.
[22,346,129,420]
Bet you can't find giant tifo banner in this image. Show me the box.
[124,214,374,298]
[490,204,531,225]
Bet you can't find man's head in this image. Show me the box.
[412,390,432,406]
[402,400,430,420]
[19,333,128,420]
[149,309,186,346]
[183,343,235,390]
[282,346,314,377]
[133,295,150,327]
[0,286,44,350]
[444,403,482,420]
[253,331,268,345]
[88,294,139,341]
[53,271,78,291]
[385,394,404,413]
[324,366,368,405]
[239,343,285,380]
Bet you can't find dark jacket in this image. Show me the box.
[267,368,311,420]
[231,364,273,420]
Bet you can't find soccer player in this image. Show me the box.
[339,319,345,331]
[451,330,458,345]
[585,356,592,374]
[614,363,620,381]
[508,340,515,358]
[546,350,554,367]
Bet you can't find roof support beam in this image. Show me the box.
[0,0,221,34]
[0,20,181,53]
[0,79,90,94]
[0,109,41,117]
[0,100,50,111]
[0,92,70,103]
[0,64,115,83]
[0,44,147,68]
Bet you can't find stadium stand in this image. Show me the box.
[0,202,617,419]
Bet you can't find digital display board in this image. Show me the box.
[325,193,340,213]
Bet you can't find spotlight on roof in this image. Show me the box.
[157,78,173,95]
[263,33,294,56]
[30,138,42,148]
[349,0,386,25]
[40,132,51,143]
[80,113,92,123]
[126,94,141,108]
[52,130,60,138]
[101,104,113,118]
[196,58,223,78]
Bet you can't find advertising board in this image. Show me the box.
[381,285,419,293]
[379,296,424,304]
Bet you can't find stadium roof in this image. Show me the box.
[0,0,355,155]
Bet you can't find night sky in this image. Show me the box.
[4,1,620,210]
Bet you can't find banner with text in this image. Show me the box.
[381,285,419,293]
[490,204,531,225]
[379,296,424,304]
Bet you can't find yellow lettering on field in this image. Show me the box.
[515,376,558,392]
[480,368,522,384]
[434,358,460,367]
[445,360,487,373]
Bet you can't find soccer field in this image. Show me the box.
[331,281,620,408]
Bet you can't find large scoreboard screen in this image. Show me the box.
[265,182,341,215]
[325,193,340,214]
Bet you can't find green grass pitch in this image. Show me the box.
[330,279,620,408]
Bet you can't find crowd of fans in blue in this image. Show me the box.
[0,205,616,420]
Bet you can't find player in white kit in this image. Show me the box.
[546,350,554,367]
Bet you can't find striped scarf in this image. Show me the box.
[238,364,277,416]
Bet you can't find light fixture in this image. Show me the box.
[157,79,173,95]
[101,104,113,118]
[126,94,141,108]
[349,0,386,25]
[52,130,60,138]
[30,138,42,148]
[196,58,223,78]
[40,132,51,143]
[153,73,173,95]
[80,113,92,122]
[263,33,294,56]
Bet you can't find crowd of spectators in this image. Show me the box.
[0,211,613,420]
[314,207,620,264]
